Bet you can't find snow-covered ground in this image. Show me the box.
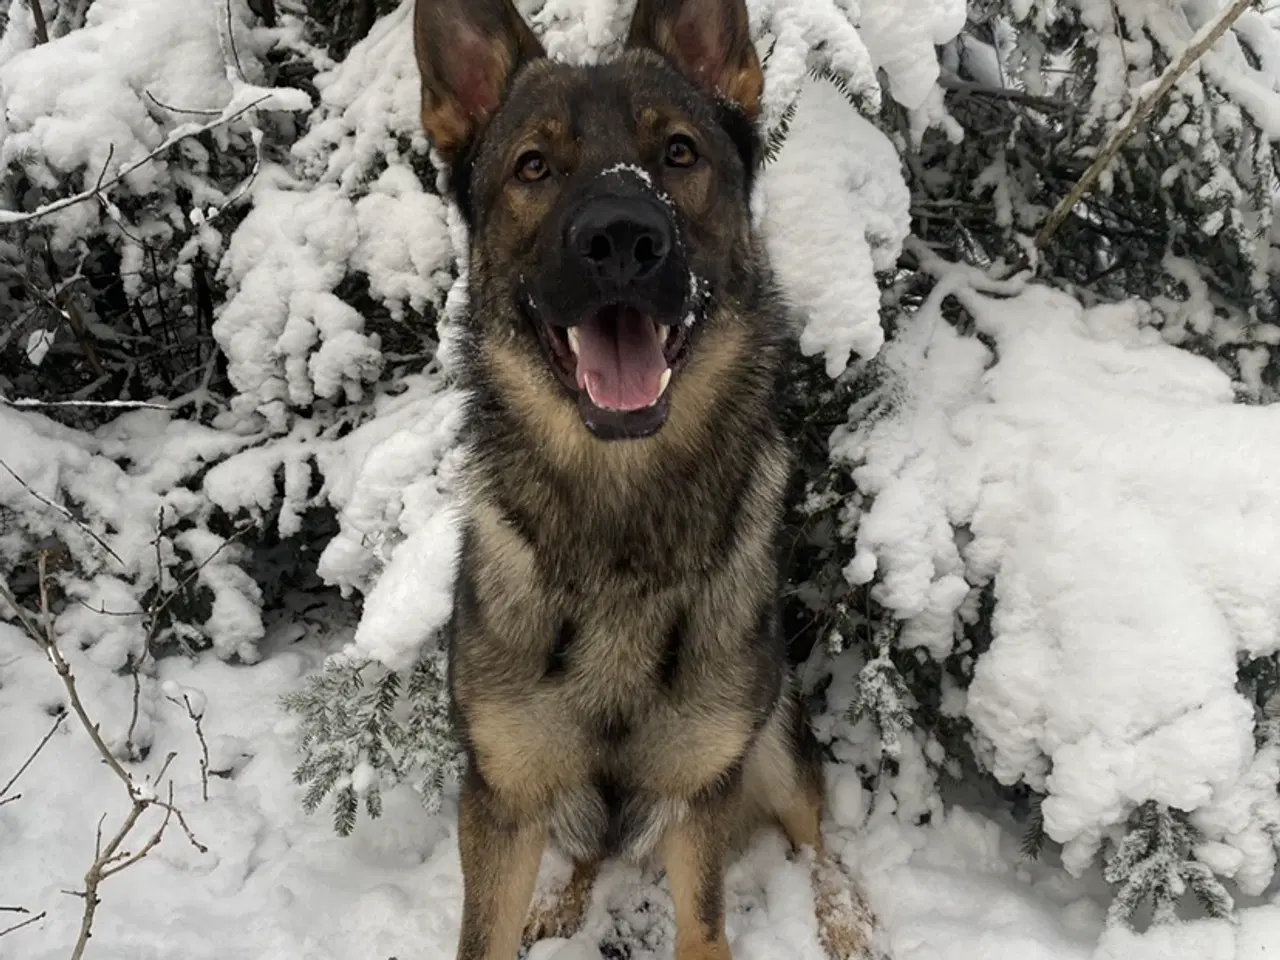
[2,609,1276,960]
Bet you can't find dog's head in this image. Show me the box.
[416,0,767,443]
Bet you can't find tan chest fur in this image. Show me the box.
[451,467,784,861]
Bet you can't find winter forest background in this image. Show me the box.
[2,0,1280,957]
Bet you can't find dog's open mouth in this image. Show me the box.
[538,304,689,440]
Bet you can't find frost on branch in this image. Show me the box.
[1104,801,1234,929]
[282,648,461,835]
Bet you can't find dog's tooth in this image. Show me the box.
[567,327,580,356]
[659,367,671,395]
[658,324,670,344]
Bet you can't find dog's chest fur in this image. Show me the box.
[449,435,789,861]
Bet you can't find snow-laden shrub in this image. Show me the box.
[5,0,1280,946]
[0,0,313,402]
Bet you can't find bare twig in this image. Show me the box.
[147,520,256,633]
[0,458,126,570]
[197,127,265,227]
[939,75,1075,113]
[0,555,207,960]
[166,692,211,801]
[0,908,46,939]
[145,91,223,117]
[223,0,248,82]
[1,397,172,411]
[1035,0,1253,249]
[0,95,271,228]
[0,710,67,805]
[28,0,49,44]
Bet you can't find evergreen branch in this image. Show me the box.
[1035,0,1255,249]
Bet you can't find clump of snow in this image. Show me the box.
[0,0,307,248]
[763,76,911,375]
[837,256,1280,892]
[0,403,268,663]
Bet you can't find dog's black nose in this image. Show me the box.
[567,197,671,287]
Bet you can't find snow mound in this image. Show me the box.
[839,260,1280,891]
[763,76,911,375]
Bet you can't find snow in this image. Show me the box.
[5,621,1273,959]
[837,252,1280,898]
[763,77,910,376]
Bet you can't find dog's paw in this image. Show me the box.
[811,855,885,960]
[522,860,598,947]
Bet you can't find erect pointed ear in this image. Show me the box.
[414,0,546,162]
[624,0,763,119]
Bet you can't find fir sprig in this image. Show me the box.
[281,647,461,837]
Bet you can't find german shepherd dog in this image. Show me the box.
[413,0,881,957]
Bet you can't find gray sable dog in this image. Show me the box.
[413,0,883,957]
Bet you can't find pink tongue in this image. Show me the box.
[574,307,667,411]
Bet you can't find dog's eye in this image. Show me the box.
[665,135,698,168]
[515,150,549,183]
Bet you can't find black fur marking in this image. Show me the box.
[495,495,541,549]
[596,773,633,855]
[746,602,785,721]
[658,610,685,688]
[711,485,744,559]
[696,873,726,940]
[450,147,477,229]
[545,619,577,677]
[599,710,631,743]
[716,103,760,192]
[452,542,484,637]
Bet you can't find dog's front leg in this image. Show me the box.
[659,785,742,960]
[456,768,548,960]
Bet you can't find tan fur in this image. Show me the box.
[523,859,600,945]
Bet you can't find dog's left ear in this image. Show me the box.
[625,0,763,119]
[414,0,546,162]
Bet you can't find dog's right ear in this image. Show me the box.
[414,0,545,162]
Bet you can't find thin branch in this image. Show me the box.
[939,75,1075,113]
[167,692,211,802]
[1,397,172,411]
[147,520,256,634]
[197,127,265,227]
[144,91,223,117]
[0,555,207,960]
[0,710,67,803]
[223,0,248,82]
[0,95,271,228]
[1035,0,1254,249]
[0,458,126,570]
[0,909,46,939]
[28,0,49,44]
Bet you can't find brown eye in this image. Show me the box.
[515,150,549,183]
[665,134,698,168]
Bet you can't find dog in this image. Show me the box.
[413,0,882,957]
